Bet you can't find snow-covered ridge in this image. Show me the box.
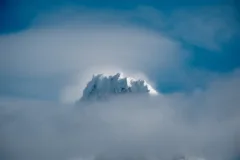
[80,73,157,101]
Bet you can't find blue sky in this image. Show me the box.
[0,0,236,34]
[0,0,240,101]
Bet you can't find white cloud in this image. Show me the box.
[0,70,239,160]
[0,12,183,77]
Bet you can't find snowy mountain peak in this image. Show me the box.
[80,73,157,101]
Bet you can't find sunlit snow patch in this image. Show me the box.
[80,73,158,101]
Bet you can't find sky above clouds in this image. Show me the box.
[0,1,240,160]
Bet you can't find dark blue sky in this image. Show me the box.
[0,0,235,34]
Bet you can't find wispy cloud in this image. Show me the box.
[133,6,238,51]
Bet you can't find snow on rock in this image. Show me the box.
[80,73,157,101]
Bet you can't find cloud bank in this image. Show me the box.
[1,70,240,160]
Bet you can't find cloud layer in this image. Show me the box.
[1,70,240,160]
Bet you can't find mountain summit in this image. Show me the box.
[80,73,157,101]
